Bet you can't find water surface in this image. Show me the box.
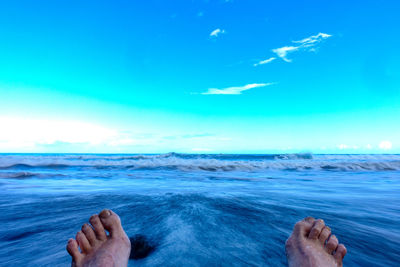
[0,153,399,266]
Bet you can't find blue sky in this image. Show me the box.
[0,0,399,153]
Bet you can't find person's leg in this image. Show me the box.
[66,209,131,267]
[285,217,347,267]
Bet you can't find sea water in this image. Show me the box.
[0,153,399,266]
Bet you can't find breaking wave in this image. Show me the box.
[0,153,399,172]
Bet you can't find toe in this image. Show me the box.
[292,219,314,238]
[82,223,97,246]
[318,226,331,244]
[304,217,315,224]
[308,219,325,239]
[89,214,107,241]
[334,244,347,262]
[99,209,125,238]
[66,238,83,264]
[326,234,339,254]
[76,231,92,253]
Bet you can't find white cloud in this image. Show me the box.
[338,144,363,150]
[0,117,118,148]
[254,57,276,66]
[109,138,138,146]
[201,83,273,95]
[0,116,236,153]
[272,32,332,62]
[338,144,348,150]
[379,140,392,150]
[210,28,225,37]
[292,33,332,46]
[271,46,299,62]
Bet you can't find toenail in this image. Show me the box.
[100,209,111,218]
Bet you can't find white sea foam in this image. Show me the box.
[0,153,399,172]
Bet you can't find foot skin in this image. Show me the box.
[66,209,131,267]
[285,217,347,267]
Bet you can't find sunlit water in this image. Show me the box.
[0,153,399,266]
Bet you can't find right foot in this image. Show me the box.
[285,217,347,267]
[66,209,131,267]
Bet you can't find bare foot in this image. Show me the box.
[285,217,347,267]
[66,209,131,267]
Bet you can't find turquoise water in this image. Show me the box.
[0,153,399,266]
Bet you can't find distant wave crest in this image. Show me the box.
[0,172,37,179]
[0,153,400,173]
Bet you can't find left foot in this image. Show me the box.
[66,209,131,267]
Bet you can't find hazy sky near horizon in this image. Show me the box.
[0,0,399,153]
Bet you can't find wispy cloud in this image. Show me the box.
[292,32,332,46]
[201,83,274,95]
[210,28,225,37]
[272,33,332,62]
[254,57,276,66]
[272,46,300,62]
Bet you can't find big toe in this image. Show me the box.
[308,219,325,239]
[292,217,315,237]
[99,209,125,238]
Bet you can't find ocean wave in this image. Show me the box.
[42,152,313,161]
[0,153,399,172]
[0,172,37,179]
[122,159,400,172]
[0,163,70,170]
[142,152,314,160]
